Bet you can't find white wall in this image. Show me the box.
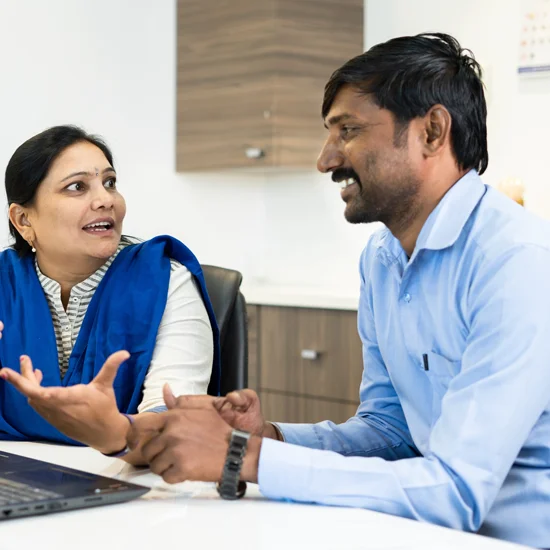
[1,0,549,296]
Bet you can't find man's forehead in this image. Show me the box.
[324,88,382,124]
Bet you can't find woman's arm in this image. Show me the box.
[123,263,214,464]
[137,263,213,412]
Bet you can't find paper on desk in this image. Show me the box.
[98,459,219,500]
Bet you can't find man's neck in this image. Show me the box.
[390,168,468,258]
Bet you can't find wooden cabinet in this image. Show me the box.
[176,0,363,171]
[260,391,358,425]
[247,304,363,424]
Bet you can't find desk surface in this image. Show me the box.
[0,442,530,550]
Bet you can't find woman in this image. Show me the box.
[0,125,220,464]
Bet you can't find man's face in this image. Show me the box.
[317,85,423,228]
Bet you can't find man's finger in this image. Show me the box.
[224,389,256,409]
[212,397,227,412]
[93,350,130,388]
[162,463,186,485]
[172,394,217,410]
[142,433,169,465]
[163,384,177,410]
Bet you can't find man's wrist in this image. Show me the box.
[240,435,261,483]
[262,421,283,441]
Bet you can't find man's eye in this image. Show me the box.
[66,182,83,191]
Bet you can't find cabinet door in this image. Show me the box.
[177,0,275,170]
[260,390,358,425]
[259,306,363,402]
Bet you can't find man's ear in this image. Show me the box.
[422,104,452,158]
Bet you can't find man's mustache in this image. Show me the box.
[332,168,361,186]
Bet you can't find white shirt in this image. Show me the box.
[35,236,213,412]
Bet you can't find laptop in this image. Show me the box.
[0,450,149,520]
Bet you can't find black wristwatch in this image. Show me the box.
[217,429,250,500]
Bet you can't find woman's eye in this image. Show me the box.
[104,178,116,189]
[66,182,83,192]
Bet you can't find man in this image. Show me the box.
[127,33,550,547]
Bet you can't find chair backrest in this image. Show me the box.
[201,264,248,396]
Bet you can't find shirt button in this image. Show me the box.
[72,297,78,303]
[63,325,70,331]
[403,293,411,303]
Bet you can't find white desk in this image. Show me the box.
[0,442,530,550]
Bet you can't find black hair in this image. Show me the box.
[322,33,488,174]
[5,125,114,255]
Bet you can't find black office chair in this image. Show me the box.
[202,264,248,396]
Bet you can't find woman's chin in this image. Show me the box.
[85,236,121,259]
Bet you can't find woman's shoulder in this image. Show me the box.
[121,235,188,275]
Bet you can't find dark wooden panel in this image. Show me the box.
[261,390,358,425]
[246,305,260,390]
[259,306,363,402]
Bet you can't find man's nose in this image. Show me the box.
[317,138,345,174]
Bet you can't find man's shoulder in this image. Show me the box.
[466,187,550,260]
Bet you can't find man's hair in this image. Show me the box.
[322,33,488,174]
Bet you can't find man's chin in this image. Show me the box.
[344,206,375,224]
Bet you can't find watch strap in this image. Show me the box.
[217,429,250,500]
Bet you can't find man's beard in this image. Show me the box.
[334,155,421,229]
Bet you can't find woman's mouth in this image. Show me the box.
[82,220,115,234]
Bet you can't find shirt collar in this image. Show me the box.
[415,169,486,252]
[374,169,486,257]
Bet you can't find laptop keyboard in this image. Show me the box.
[0,478,62,505]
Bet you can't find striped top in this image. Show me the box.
[35,235,177,377]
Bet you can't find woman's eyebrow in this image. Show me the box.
[60,167,115,183]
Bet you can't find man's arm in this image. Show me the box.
[257,245,550,532]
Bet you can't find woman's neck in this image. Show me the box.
[36,253,107,309]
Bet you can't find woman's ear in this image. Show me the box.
[422,104,452,158]
[9,204,35,243]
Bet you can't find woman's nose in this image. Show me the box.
[90,184,114,210]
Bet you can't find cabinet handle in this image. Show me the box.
[300,349,320,360]
[245,147,265,159]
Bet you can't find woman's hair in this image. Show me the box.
[323,33,488,175]
[5,125,115,256]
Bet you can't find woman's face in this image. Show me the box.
[25,141,126,264]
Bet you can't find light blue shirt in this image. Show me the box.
[258,170,550,548]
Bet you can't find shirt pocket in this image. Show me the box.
[425,351,461,422]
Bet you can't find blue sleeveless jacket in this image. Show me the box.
[0,235,220,444]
